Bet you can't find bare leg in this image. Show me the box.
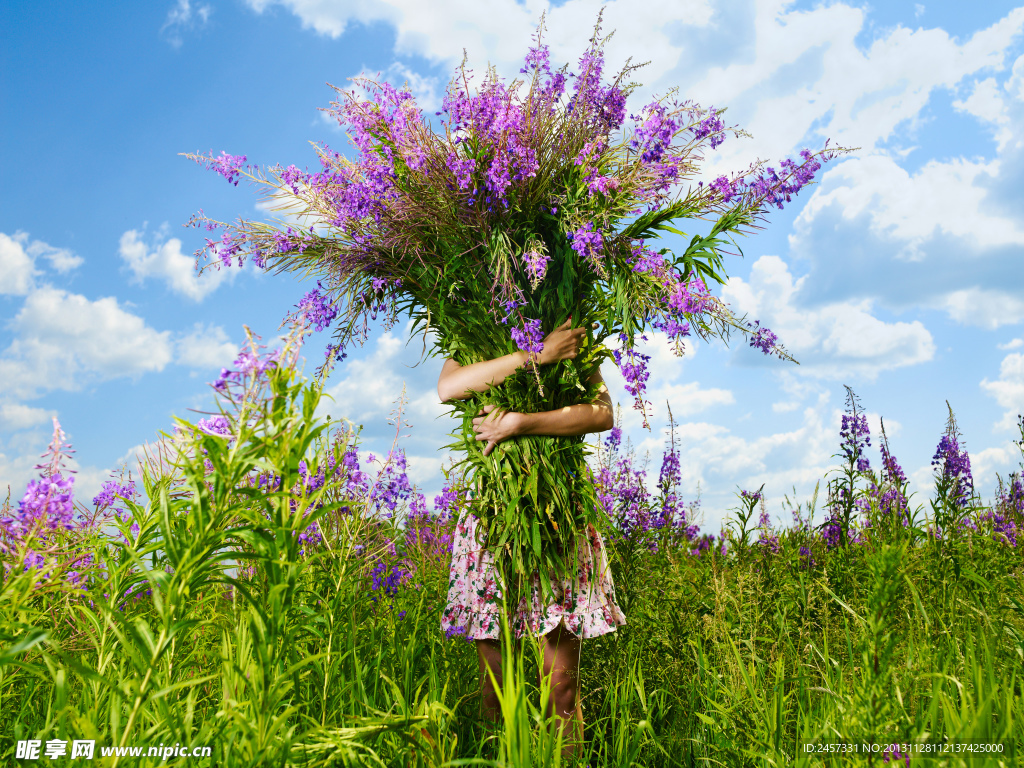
[539,620,584,758]
[476,638,503,723]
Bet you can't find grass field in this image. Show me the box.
[2,358,1022,767]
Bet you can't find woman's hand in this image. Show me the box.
[472,404,523,457]
[537,317,598,365]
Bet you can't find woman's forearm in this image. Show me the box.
[438,351,532,402]
[515,402,614,437]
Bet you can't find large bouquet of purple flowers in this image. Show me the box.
[185,16,840,601]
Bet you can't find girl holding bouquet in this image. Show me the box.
[438,317,627,756]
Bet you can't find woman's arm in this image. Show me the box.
[516,369,613,436]
[437,318,593,403]
[471,369,614,456]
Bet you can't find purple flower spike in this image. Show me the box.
[200,151,247,186]
[931,433,974,509]
[569,222,604,267]
[747,321,779,356]
[510,318,545,355]
[523,249,550,288]
[297,284,339,333]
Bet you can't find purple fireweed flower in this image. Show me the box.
[630,102,678,163]
[510,318,545,354]
[446,153,476,190]
[405,491,456,558]
[569,222,604,267]
[196,415,232,438]
[747,321,779,356]
[444,624,470,641]
[692,108,725,150]
[822,514,842,550]
[840,412,871,469]
[366,450,414,516]
[204,231,246,268]
[931,433,974,508]
[432,479,469,519]
[523,249,550,288]
[882,745,910,767]
[690,534,716,558]
[498,297,525,325]
[798,545,816,569]
[587,174,620,197]
[756,511,780,555]
[612,335,651,399]
[296,284,339,333]
[710,147,831,209]
[196,150,247,186]
[212,346,282,392]
[605,425,622,451]
[665,277,712,316]
[369,559,410,601]
[11,475,76,537]
[280,164,307,194]
[93,480,137,513]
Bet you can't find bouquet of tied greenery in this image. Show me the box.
[184,15,841,606]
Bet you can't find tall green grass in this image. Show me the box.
[1,360,1022,766]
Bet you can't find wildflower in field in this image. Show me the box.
[821,514,842,550]
[369,559,411,602]
[798,545,816,569]
[876,430,911,526]
[690,533,716,558]
[931,433,974,509]
[756,511,780,554]
[1,420,80,582]
[366,450,414,518]
[840,411,871,472]
[403,489,458,560]
[882,745,910,767]
[94,479,140,542]
[444,624,469,641]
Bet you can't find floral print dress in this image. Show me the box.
[440,511,627,640]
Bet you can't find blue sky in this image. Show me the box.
[2,0,1023,532]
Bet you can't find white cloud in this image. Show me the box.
[0,403,55,431]
[162,0,212,48]
[971,444,1020,491]
[999,338,1023,350]
[379,61,443,113]
[247,0,1024,172]
[174,323,238,369]
[688,4,1024,175]
[722,255,935,379]
[119,227,229,301]
[772,400,800,413]
[0,231,82,296]
[954,76,1013,149]
[0,287,174,399]
[0,232,36,296]
[24,236,83,273]
[246,0,713,93]
[940,288,1024,330]
[981,348,1024,430]
[795,154,1024,253]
